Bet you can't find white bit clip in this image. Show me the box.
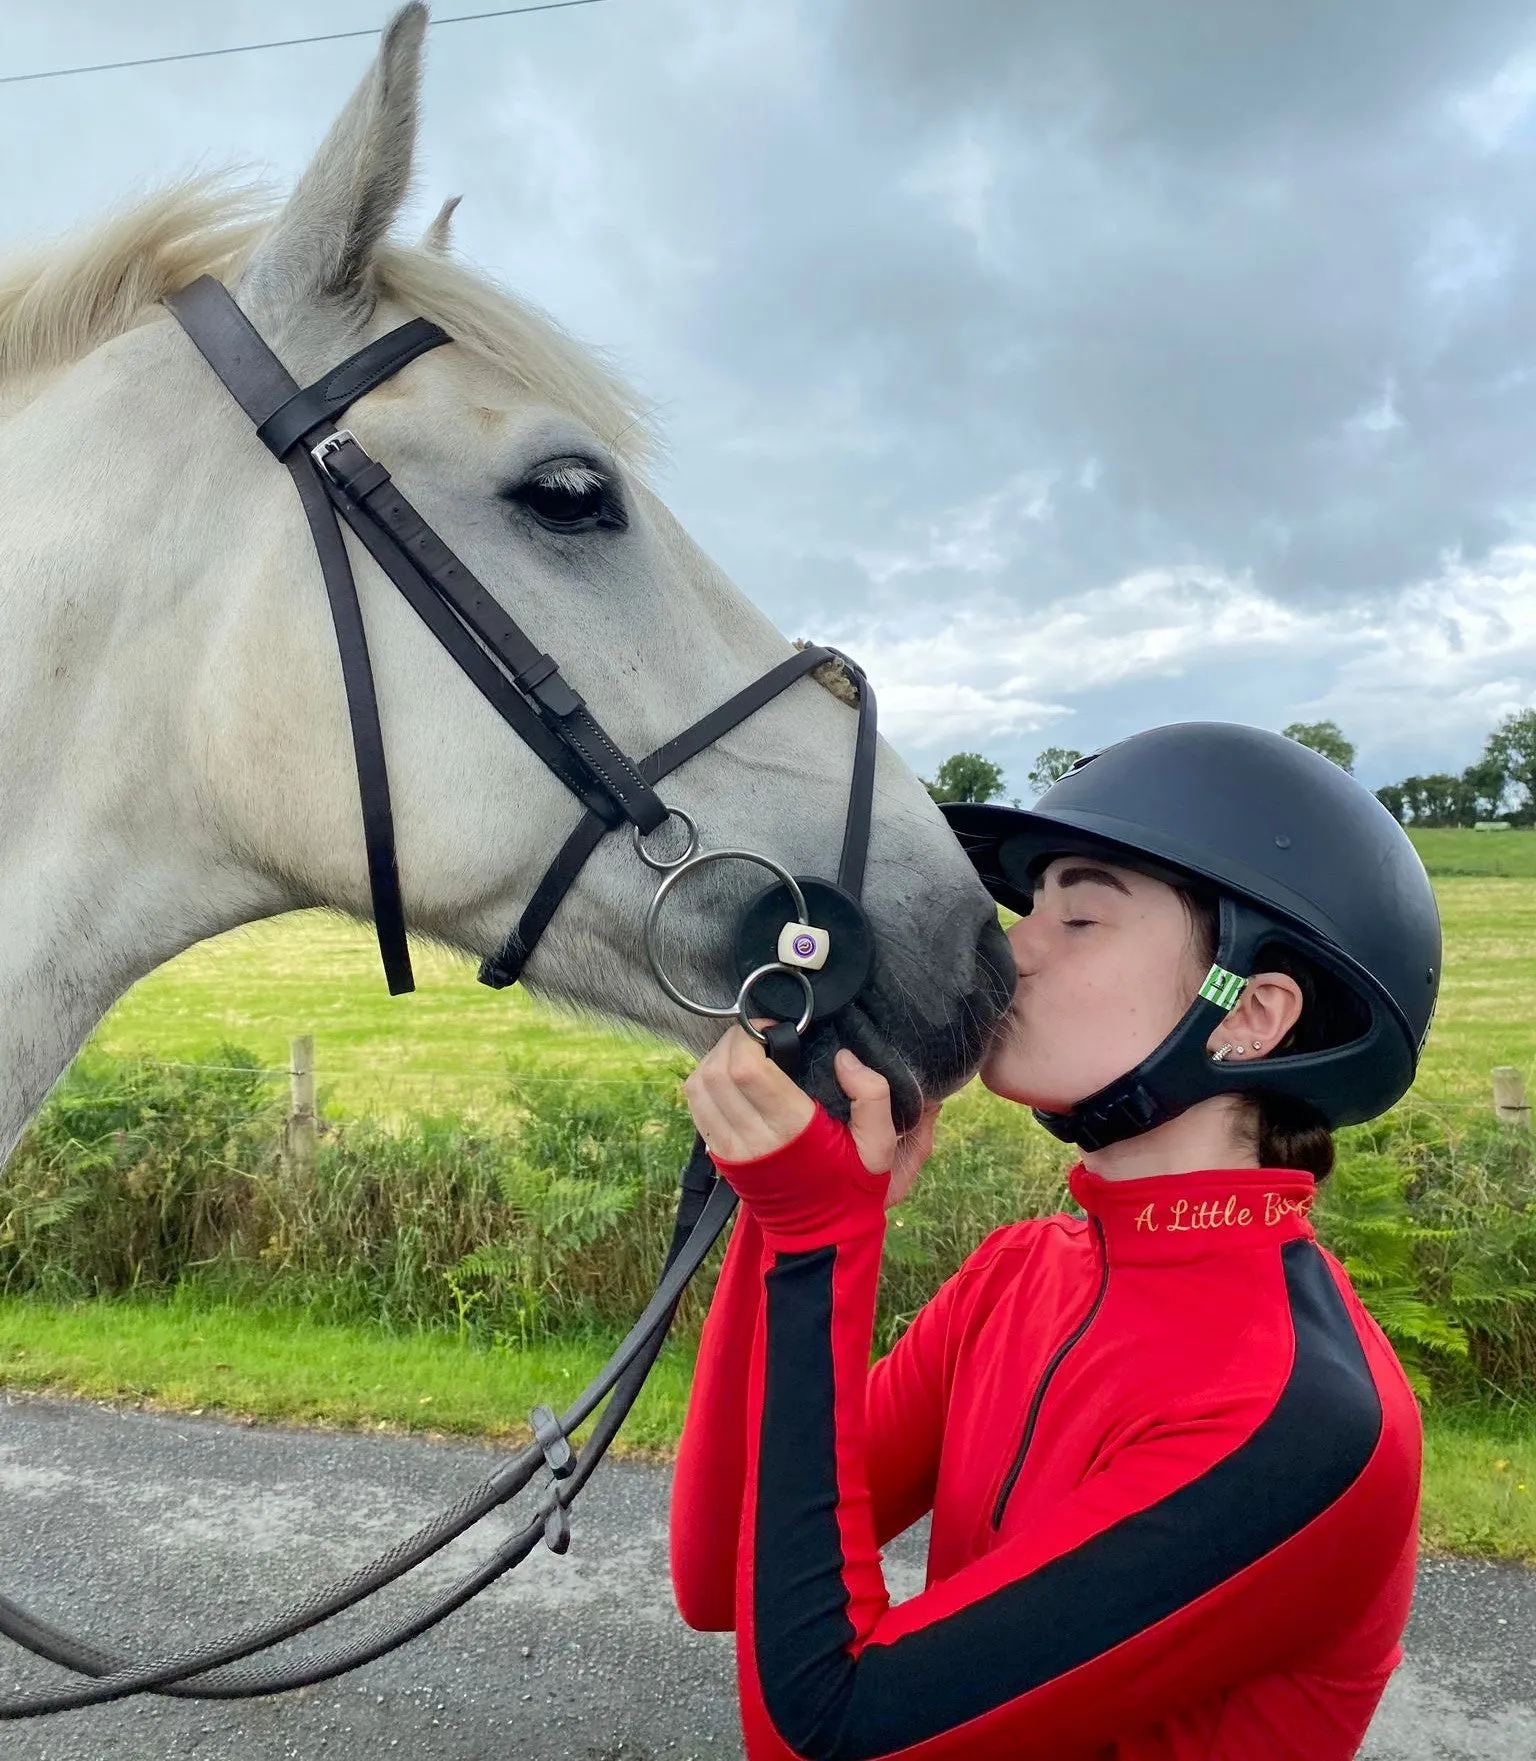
[777,921,831,971]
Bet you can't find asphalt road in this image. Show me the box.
[0,1396,1529,1760]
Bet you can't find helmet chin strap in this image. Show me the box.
[1032,897,1276,1153]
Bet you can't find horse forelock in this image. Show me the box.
[0,179,653,466]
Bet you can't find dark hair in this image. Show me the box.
[1177,889,1367,1181]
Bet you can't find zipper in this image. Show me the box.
[991,1215,1110,1530]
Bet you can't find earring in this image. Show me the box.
[1251,1041,1263,1051]
[1212,1043,1234,1063]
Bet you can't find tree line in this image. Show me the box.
[924,709,1536,827]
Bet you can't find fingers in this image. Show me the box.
[683,1026,815,1161]
[834,1048,897,1175]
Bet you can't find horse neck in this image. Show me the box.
[0,326,290,1163]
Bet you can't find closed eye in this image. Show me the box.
[504,458,626,534]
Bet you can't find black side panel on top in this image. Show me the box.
[757,1248,860,1755]
[754,1240,1385,1761]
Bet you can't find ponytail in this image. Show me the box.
[1256,1094,1335,1180]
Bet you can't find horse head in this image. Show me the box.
[0,4,1013,1156]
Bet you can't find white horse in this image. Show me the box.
[0,3,1012,1171]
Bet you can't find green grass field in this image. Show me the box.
[94,911,683,1120]
[1409,825,1536,878]
[92,829,1536,1116]
[10,825,1532,1563]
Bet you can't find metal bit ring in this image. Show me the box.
[735,963,815,1041]
[631,808,700,872]
[644,849,810,1023]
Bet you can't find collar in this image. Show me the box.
[1067,1163,1318,1265]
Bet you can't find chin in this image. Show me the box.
[978,1050,1076,1114]
[980,1062,1039,1109]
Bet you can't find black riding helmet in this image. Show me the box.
[941,722,1442,1152]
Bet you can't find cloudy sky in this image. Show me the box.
[5,0,1536,793]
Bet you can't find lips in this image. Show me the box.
[797,924,1016,1135]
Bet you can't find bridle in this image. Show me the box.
[0,277,882,1717]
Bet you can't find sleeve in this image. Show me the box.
[670,1134,961,1631]
[669,1203,767,1631]
[731,1123,1406,1761]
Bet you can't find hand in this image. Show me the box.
[683,1031,939,1190]
[683,1026,817,1165]
[684,1031,942,1239]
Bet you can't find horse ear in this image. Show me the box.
[240,3,426,317]
[422,195,461,254]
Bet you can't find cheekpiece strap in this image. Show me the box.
[165,275,419,996]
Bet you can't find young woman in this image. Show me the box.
[669,721,1440,1761]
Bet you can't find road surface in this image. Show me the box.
[0,1396,1530,1759]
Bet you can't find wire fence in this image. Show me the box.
[56,1042,1536,1126]
[101,1058,682,1085]
[58,1047,693,1126]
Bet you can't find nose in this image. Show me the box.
[1002,910,1039,977]
[976,913,1018,1012]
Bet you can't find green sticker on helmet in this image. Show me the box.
[1199,964,1248,1011]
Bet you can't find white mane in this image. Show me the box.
[0,7,997,1181]
[0,179,651,462]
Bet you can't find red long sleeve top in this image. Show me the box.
[669,1107,1422,1761]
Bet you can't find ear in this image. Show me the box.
[422,194,461,254]
[239,3,426,319]
[1205,973,1304,1063]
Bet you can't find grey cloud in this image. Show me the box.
[668,1,1536,611]
[834,3,1536,158]
[5,0,1536,793]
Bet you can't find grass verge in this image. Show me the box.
[1420,1402,1536,1562]
[0,1295,1531,1565]
[0,1296,692,1457]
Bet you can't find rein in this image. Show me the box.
[0,277,881,1716]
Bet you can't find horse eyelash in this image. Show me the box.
[531,462,606,496]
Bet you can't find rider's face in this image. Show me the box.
[980,857,1205,1113]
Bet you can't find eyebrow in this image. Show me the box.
[1051,864,1133,897]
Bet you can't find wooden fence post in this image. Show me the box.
[287,1034,317,1177]
[1491,1066,1531,1130]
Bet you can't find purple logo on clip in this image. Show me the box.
[792,933,818,959]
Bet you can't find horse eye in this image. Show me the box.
[510,461,621,532]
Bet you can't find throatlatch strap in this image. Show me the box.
[165,277,417,994]
[285,453,415,995]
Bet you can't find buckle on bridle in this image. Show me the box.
[310,428,358,479]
